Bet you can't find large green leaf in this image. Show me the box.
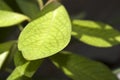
[18,1,71,60]
[7,51,42,80]
[0,41,16,69]
[72,20,120,47]
[16,0,40,19]
[51,51,118,80]
[0,10,30,27]
[0,0,12,11]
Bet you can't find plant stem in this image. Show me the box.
[37,0,44,10]
[18,24,24,31]
[45,0,56,6]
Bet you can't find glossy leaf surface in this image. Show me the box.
[72,20,120,47]
[18,2,71,60]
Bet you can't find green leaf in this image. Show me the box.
[0,10,30,27]
[0,51,9,69]
[14,51,26,67]
[51,51,118,80]
[113,68,120,79]
[0,41,16,69]
[0,41,16,53]
[18,1,71,60]
[16,0,40,19]
[0,0,12,11]
[72,20,120,47]
[7,51,42,80]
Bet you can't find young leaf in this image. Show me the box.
[72,20,120,47]
[18,1,71,60]
[0,51,8,69]
[16,0,40,19]
[0,41,16,69]
[51,51,118,80]
[7,51,42,80]
[0,10,30,27]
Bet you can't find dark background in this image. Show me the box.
[62,0,120,69]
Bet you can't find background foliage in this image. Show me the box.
[0,0,120,80]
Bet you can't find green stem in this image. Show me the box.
[37,0,44,10]
[18,24,24,31]
[45,0,56,6]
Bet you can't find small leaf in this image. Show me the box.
[18,1,71,60]
[51,51,118,80]
[72,20,120,47]
[14,51,26,67]
[0,51,8,69]
[7,51,42,80]
[16,0,40,19]
[113,68,120,79]
[0,41,16,53]
[0,41,16,69]
[0,0,12,11]
[0,10,30,27]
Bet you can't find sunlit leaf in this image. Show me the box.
[72,20,120,47]
[113,68,120,79]
[16,0,40,19]
[7,51,42,80]
[0,10,30,27]
[0,1,15,42]
[0,51,8,69]
[0,41,16,69]
[18,1,71,60]
[51,51,118,80]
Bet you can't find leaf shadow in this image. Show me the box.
[72,21,120,46]
[51,52,71,67]
[51,52,118,80]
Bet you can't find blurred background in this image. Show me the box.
[0,0,120,79]
[61,0,120,69]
